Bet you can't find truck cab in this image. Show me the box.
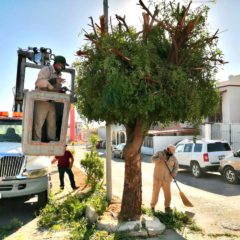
[0,112,51,207]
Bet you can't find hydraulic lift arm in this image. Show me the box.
[13,47,75,112]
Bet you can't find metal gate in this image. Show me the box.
[211,123,240,151]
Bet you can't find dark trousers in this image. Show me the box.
[58,166,76,189]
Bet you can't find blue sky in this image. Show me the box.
[0,0,240,112]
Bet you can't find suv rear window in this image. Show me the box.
[207,142,231,152]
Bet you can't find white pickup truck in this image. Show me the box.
[0,112,51,207]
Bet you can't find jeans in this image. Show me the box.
[58,166,76,189]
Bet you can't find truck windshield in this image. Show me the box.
[0,119,22,142]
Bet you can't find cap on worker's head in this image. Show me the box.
[167,144,176,154]
[54,55,69,67]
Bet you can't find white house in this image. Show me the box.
[206,75,240,151]
[219,75,240,123]
[98,124,195,155]
[98,124,126,145]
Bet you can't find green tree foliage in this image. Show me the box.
[74,0,225,220]
[75,1,223,127]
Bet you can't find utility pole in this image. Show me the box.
[103,0,112,201]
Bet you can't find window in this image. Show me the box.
[0,120,22,143]
[184,143,193,152]
[194,143,202,152]
[176,144,184,152]
[207,142,231,152]
[143,136,153,148]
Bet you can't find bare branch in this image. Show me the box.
[176,1,192,29]
[115,14,130,32]
[149,5,159,28]
[84,34,101,48]
[138,0,154,18]
[99,15,105,36]
[88,16,98,37]
[203,58,228,64]
[84,34,131,63]
[110,16,113,33]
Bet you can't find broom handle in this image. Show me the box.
[163,158,181,192]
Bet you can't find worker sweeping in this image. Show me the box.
[150,144,179,213]
[150,144,193,212]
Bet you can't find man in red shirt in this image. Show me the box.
[52,146,78,190]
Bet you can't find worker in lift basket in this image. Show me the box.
[33,55,69,142]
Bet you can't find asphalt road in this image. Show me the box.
[109,153,240,202]
[107,151,240,236]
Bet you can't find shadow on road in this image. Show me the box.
[0,197,38,238]
[176,169,240,197]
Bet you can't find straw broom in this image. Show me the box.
[164,160,193,207]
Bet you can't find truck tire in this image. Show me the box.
[223,166,239,184]
[38,190,48,208]
[190,161,202,178]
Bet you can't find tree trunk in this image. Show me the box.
[120,119,146,221]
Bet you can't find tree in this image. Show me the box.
[74,0,226,220]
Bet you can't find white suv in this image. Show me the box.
[175,139,232,177]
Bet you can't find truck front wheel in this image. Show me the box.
[37,190,48,208]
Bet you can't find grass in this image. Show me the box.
[38,186,110,239]
[38,187,139,239]
[38,194,205,239]
[142,206,202,233]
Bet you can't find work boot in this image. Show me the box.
[72,186,79,191]
[165,207,172,213]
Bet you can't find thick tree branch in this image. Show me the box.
[76,49,89,57]
[139,0,173,32]
[111,48,131,62]
[138,0,154,18]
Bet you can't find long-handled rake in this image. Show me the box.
[164,161,193,207]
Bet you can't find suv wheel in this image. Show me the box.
[190,162,202,178]
[223,166,239,184]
